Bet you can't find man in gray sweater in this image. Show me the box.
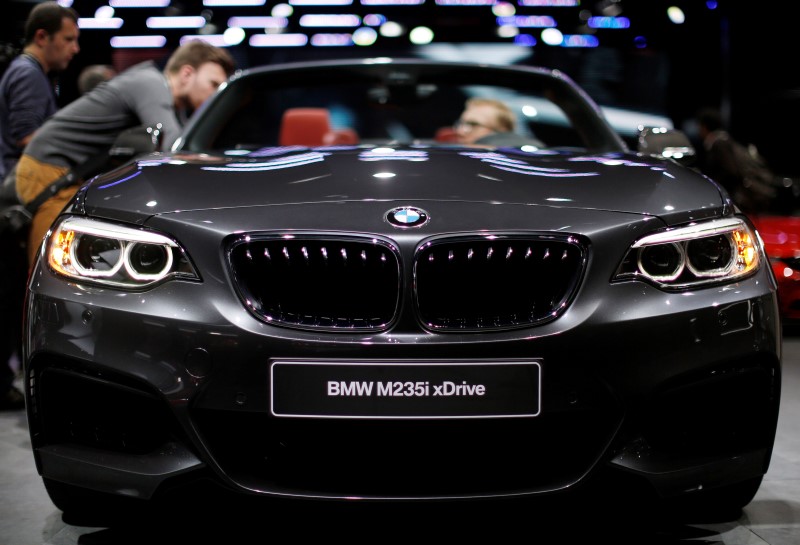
[16,40,235,265]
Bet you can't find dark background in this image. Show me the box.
[2,0,799,177]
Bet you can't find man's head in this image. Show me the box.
[78,64,117,95]
[164,41,236,112]
[455,98,516,145]
[696,107,724,139]
[24,1,80,73]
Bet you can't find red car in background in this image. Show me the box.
[752,214,800,322]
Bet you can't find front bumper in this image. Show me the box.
[24,260,781,502]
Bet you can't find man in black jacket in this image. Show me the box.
[696,107,776,215]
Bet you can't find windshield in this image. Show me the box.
[179,61,626,154]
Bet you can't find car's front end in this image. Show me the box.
[24,145,780,507]
[23,59,781,520]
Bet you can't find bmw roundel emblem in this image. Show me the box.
[386,206,429,228]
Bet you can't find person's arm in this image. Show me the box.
[121,68,183,150]
[17,132,35,148]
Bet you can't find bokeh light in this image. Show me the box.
[223,26,246,45]
[667,6,686,24]
[380,21,404,37]
[409,26,434,44]
[540,28,563,46]
[353,26,378,45]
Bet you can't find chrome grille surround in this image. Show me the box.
[227,234,402,331]
[414,234,586,331]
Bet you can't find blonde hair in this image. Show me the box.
[465,97,516,132]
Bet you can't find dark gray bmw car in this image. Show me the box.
[24,59,781,521]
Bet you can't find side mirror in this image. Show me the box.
[109,123,164,160]
[637,126,696,167]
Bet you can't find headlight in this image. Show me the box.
[614,217,760,289]
[47,216,199,288]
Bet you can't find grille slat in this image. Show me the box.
[415,236,585,331]
[229,237,401,331]
[229,234,584,332]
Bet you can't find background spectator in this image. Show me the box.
[0,1,79,411]
[696,107,778,215]
[77,64,116,95]
[0,1,79,180]
[454,97,517,145]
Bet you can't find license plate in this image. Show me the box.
[270,360,541,419]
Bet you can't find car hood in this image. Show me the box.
[81,146,724,225]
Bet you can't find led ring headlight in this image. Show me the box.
[69,234,124,278]
[684,235,736,278]
[48,216,198,288]
[615,217,761,289]
[636,242,685,282]
[124,242,174,281]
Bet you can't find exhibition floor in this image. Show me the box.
[2,336,799,545]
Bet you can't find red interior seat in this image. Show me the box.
[435,126,459,143]
[279,108,358,146]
